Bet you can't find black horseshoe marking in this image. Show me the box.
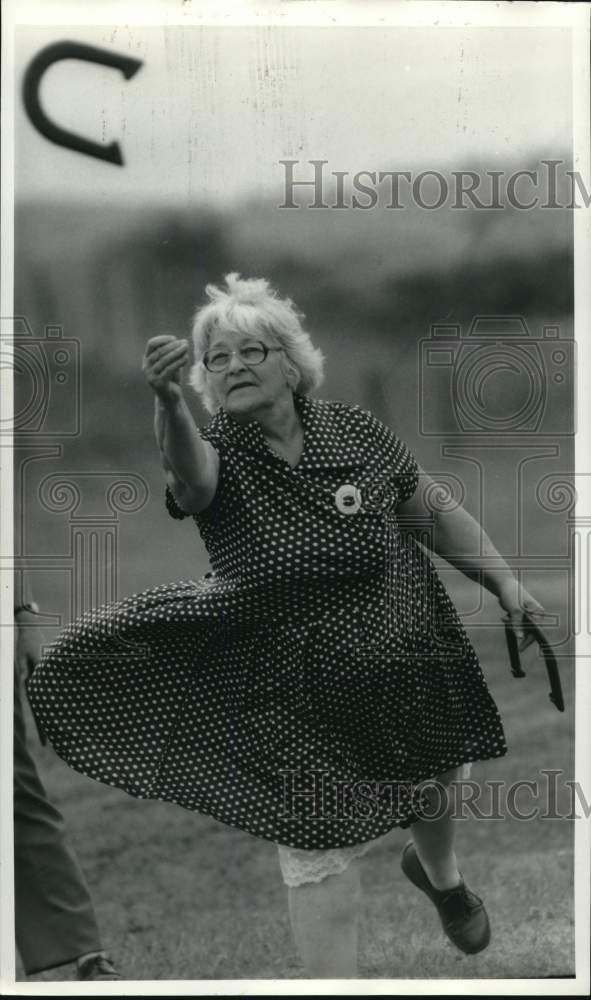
[504,612,565,713]
[22,40,143,166]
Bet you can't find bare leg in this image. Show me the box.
[410,765,464,891]
[287,861,361,978]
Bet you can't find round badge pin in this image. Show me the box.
[335,483,362,514]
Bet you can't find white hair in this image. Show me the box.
[188,273,326,413]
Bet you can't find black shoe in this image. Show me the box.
[401,841,491,954]
[77,953,122,981]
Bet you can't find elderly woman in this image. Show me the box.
[28,273,545,979]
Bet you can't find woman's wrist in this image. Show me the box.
[154,393,185,451]
[154,386,184,410]
[485,570,519,601]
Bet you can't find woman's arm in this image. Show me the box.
[144,335,219,513]
[398,464,546,648]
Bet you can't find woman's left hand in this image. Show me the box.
[496,578,547,652]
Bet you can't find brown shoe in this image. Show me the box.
[401,841,491,954]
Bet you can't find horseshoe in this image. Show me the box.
[22,40,143,166]
[504,611,565,712]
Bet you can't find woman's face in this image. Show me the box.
[205,326,293,419]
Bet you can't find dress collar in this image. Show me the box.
[203,392,314,470]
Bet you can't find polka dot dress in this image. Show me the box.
[27,392,507,850]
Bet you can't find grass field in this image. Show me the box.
[14,589,576,984]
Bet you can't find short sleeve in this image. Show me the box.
[352,405,419,505]
[165,482,192,520]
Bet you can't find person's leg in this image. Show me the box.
[14,669,103,975]
[401,763,490,954]
[286,861,361,978]
[409,764,468,891]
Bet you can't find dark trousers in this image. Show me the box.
[14,667,102,975]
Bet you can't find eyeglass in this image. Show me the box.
[202,340,282,373]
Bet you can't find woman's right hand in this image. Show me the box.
[143,335,190,402]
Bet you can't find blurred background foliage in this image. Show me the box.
[15,152,573,439]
